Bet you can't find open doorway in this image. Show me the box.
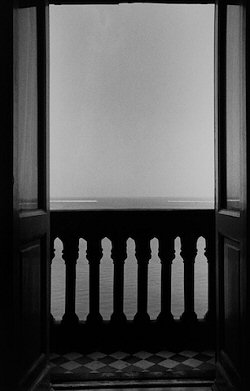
[49,3,214,206]
[49,2,215,385]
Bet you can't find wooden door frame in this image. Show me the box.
[0,0,249,390]
[213,1,250,391]
[1,2,15,389]
[14,2,51,390]
[0,1,51,390]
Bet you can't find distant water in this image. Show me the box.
[50,197,214,210]
[50,197,213,321]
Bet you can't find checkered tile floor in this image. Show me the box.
[50,350,215,382]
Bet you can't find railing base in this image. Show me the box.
[110,312,127,325]
[180,311,198,324]
[61,313,79,327]
[86,312,103,325]
[50,319,215,353]
[156,312,174,325]
[133,312,151,325]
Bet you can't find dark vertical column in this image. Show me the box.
[134,237,151,324]
[204,234,216,324]
[157,237,174,324]
[86,238,103,324]
[61,237,79,326]
[111,238,127,324]
[180,235,198,324]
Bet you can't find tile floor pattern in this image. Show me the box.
[50,350,215,381]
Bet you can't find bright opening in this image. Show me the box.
[50,3,214,321]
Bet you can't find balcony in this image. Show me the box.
[50,208,215,356]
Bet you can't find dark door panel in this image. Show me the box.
[13,1,50,390]
[214,1,248,390]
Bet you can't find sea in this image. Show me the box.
[50,197,214,322]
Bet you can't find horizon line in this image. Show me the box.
[50,197,214,202]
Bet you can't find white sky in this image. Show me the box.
[49,3,214,200]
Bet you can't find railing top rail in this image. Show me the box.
[50,209,215,240]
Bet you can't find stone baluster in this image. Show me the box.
[180,235,198,324]
[110,238,127,324]
[134,237,151,324]
[50,237,56,325]
[61,237,79,327]
[157,237,175,324]
[86,238,103,324]
[204,234,216,324]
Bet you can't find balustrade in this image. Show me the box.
[204,234,216,323]
[157,237,175,324]
[86,238,103,324]
[180,235,198,323]
[134,237,151,324]
[110,238,127,324]
[50,209,215,351]
[61,236,79,326]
